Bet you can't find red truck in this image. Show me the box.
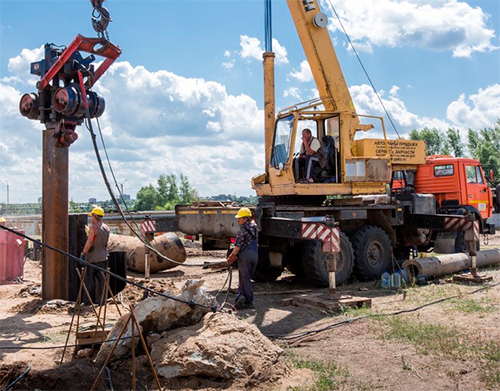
[392,155,496,252]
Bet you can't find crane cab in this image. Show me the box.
[252,99,425,198]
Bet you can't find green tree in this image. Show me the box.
[135,174,197,211]
[467,120,500,186]
[409,127,450,156]
[135,184,159,211]
[179,174,196,204]
[446,128,464,157]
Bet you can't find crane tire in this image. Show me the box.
[252,247,283,282]
[301,232,354,287]
[351,226,392,280]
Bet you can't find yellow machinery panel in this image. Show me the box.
[354,139,426,165]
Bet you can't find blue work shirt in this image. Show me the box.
[235,220,258,252]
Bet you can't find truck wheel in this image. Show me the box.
[252,247,284,282]
[301,232,354,287]
[284,242,305,278]
[351,226,392,280]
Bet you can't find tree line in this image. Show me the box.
[409,119,500,186]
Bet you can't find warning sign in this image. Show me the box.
[355,139,426,165]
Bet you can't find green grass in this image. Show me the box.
[282,349,370,391]
[339,303,373,317]
[381,316,464,357]
[380,316,500,387]
[449,297,498,314]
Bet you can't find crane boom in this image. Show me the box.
[286,0,356,115]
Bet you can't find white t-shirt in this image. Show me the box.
[300,137,321,154]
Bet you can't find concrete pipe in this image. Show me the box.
[403,249,500,280]
[107,232,186,273]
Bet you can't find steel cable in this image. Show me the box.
[0,224,218,312]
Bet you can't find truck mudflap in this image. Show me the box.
[261,216,340,254]
[404,213,477,232]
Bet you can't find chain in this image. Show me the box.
[91,0,112,41]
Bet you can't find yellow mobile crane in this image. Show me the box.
[253,0,425,198]
[151,0,476,286]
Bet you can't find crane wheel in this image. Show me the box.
[284,242,305,278]
[252,247,284,282]
[301,232,354,287]
[454,231,480,253]
[351,226,392,280]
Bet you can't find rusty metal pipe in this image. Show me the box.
[403,249,500,280]
[42,123,69,300]
[263,52,275,175]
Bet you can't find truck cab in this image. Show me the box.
[413,156,493,220]
[392,155,495,237]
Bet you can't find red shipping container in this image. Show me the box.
[0,230,26,283]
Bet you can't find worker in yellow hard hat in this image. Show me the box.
[226,207,258,309]
[81,206,110,305]
[0,217,6,224]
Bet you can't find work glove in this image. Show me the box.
[80,253,86,261]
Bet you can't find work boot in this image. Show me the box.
[243,302,254,309]
[234,295,246,309]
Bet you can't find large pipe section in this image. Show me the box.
[403,249,500,280]
[107,233,186,273]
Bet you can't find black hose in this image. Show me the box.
[2,364,31,391]
[105,366,114,391]
[85,112,225,268]
[268,281,500,341]
[0,224,217,312]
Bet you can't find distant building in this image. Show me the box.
[122,194,131,201]
[38,197,42,203]
[89,198,97,203]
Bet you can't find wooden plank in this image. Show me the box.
[76,330,108,339]
[284,293,372,311]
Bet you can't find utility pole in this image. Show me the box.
[120,179,127,195]
[5,180,9,205]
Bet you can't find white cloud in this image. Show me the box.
[446,84,500,129]
[324,0,499,57]
[284,87,301,100]
[224,50,231,58]
[222,61,234,70]
[389,86,400,96]
[239,35,289,65]
[288,61,313,83]
[350,84,450,135]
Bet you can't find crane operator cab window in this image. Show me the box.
[292,116,340,184]
[270,115,294,168]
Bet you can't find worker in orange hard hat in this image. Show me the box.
[81,206,110,305]
[226,207,258,309]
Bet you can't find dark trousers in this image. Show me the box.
[295,155,319,180]
[82,260,107,305]
[236,241,258,304]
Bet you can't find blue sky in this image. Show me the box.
[1,0,499,203]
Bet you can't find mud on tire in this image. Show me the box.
[301,232,354,287]
[252,247,284,282]
[351,226,392,280]
[284,242,305,278]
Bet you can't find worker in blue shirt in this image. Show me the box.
[227,207,258,309]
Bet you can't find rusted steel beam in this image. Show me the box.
[42,123,69,300]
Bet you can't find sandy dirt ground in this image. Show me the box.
[0,238,499,390]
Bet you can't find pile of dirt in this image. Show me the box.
[15,284,41,298]
[0,359,153,391]
[121,278,178,303]
[151,312,284,384]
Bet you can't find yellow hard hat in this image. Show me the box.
[89,207,105,217]
[235,207,252,219]
[0,217,6,223]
